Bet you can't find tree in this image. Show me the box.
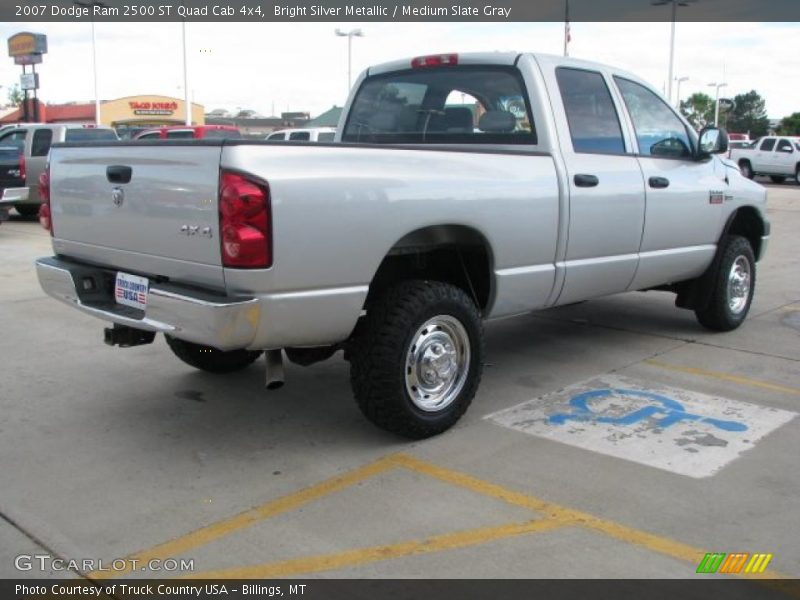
[679,93,715,130]
[725,90,770,138]
[6,84,23,107]
[778,112,800,136]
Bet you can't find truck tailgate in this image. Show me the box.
[50,144,225,289]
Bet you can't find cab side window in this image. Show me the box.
[760,138,776,151]
[615,77,692,159]
[31,129,53,157]
[556,67,625,155]
[0,130,26,152]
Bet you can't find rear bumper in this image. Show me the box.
[0,187,29,205]
[36,256,260,351]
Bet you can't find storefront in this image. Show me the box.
[0,94,204,136]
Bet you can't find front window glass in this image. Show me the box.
[342,66,536,144]
[615,77,692,159]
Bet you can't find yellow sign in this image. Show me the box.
[8,32,48,58]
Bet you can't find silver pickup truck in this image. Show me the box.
[36,52,769,439]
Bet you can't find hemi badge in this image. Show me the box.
[709,192,724,204]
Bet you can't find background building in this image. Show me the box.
[0,95,204,136]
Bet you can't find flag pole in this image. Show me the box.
[563,0,570,57]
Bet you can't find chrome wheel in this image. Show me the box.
[405,315,471,412]
[727,255,751,315]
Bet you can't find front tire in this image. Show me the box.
[795,167,800,186]
[165,335,262,373]
[694,235,756,331]
[349,280,483,439]
[738,161,754,179]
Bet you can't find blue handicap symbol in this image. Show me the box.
[547,388,747,432]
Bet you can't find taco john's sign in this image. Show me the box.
[129,100,178,116]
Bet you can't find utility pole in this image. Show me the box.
[334,29,364,95]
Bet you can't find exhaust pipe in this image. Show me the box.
[265,349,285,390]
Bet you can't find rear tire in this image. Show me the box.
[694,235,755,332]
[349,280,483,439]
[769,175,785,184]
[165,335,262,373]
[14,204,40,218]
[738,161,754,179]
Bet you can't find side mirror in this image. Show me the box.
[697,126,729,160]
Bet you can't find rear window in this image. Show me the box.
[32,129,53,156]
[64,128,118,142]
[203,129,242,139]
[166,130,195,139]
[342,66,536,145]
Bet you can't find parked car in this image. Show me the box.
[265,127,336,142]
[729,135,800,184]
[0,124,118,217]
[133,125,242,140]
[35,52,768,438]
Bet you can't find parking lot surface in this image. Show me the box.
[1,181,798,581]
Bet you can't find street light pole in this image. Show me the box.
[181,21,191,126]
[674,76,688,108]
[75,0,104,126]
[334,28,364,95]
[708,82,728,126]
[652,0,695,105]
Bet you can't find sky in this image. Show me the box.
[0,21,798,119]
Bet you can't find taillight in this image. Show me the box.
[19,153,25,181]
[38,166,52,235]
[411,54,459,69]
[218,170,271,268]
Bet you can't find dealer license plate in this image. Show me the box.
[114,272,149,311]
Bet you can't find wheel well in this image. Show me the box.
[727,207,764,261]
[367,225,493,312]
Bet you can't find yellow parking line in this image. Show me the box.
[390,454,788,580]
[188,519,565,579]
[644,359,800,396]
[89,456,396,579]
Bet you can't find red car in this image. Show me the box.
[133,125,241,140]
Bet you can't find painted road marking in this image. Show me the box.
[486,375,796,478]
[644,360,800,396]
[88,456,396,579]
[180,454,788,582]
[187,519,565,579]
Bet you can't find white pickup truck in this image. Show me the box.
[730,135,800,184]
[36,52,769,438]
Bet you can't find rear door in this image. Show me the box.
[613,76,723,290]
[550,66,646,304]
[50,144,226,289]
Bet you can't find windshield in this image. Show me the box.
[342,66,536,145]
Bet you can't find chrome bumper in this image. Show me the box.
[36,257,261,351]
[0,187,30,204]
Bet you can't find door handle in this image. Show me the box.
[106,165,132,184]
[648,176,670,189]
[574,174,599,187]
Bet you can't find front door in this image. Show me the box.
[612,76,724,291]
